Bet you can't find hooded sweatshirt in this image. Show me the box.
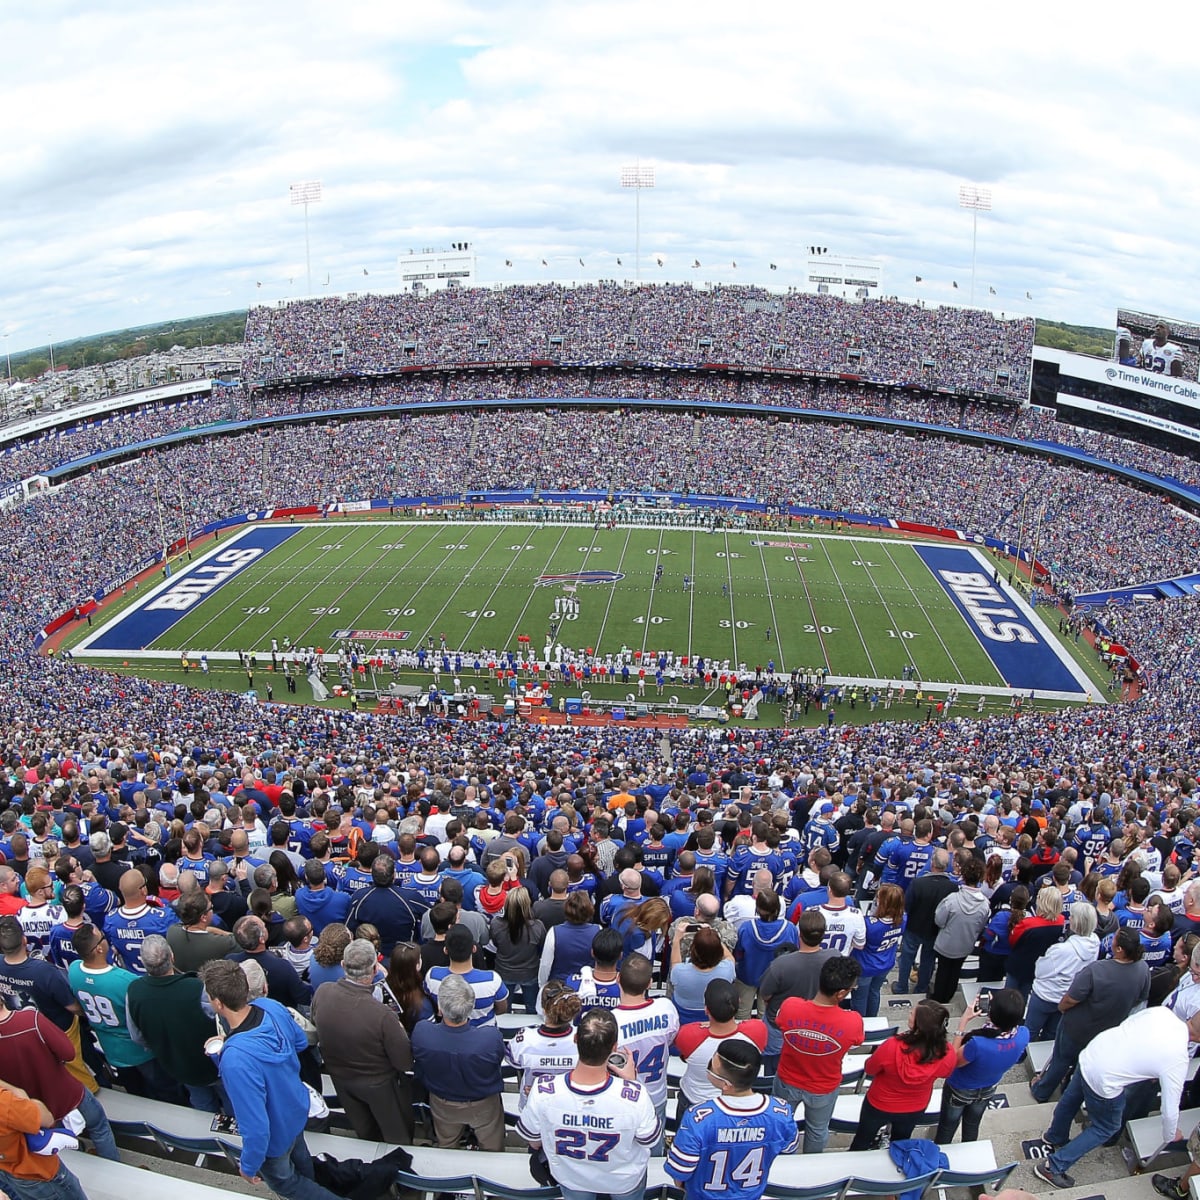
[864,1034,957,1113]
[218,998,310,1177]
[933,887,992,959]
[1031,932,1101,1003]
[735,918,800,986]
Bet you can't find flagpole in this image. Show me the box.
[1011,490,1029,586]
[154,479,169,568]
[177,476,190,558]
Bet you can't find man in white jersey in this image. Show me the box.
[517,1008,661,1200]
[817,872,866,955]
[1140,322,1185,377]
[614,954,679,1141]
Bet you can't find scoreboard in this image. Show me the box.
[1030,346,1200,459]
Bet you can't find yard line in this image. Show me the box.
[178,525,351,649]
[687,530,698,664]
[749,535,786,673]
[497,525,571,652]
[414,525,513,648]
[815,540,879,678]
[460,528,563,649]
[721,533,739,663]
[289,526,450,649]
[638,531,665,658]
[593,527,634,657]
[787,540,831,672]
[879,542,972,684]
[335,523,457,653]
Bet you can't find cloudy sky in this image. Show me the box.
[1,0,1197,353]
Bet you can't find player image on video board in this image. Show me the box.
[1139,322,1185,377]
[1116,308,1199,381]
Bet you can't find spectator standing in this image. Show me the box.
[849,999,956,1150]
[0,991,120,1162]
[733,889,798,1018]
[930,856,992,1002]
[893,849,957,997]
[772,956,863,1154]
[412,975,507,1151]
[669,926,736,1025]
[425,925,509,1025]
[1005,887,1065,997]
[1029,925,1150,1104]
[1035,1005,1194,1190]
[201,960,341,1200]
[614,954,679,1133]
[667,1040,799,1200]
[517,1008,661,1200]
[103,869,178,973]
[505,981,582,1107]
[757,910,834,1075]
[310,940,413,1144]
[850,883,905,1017]
[675,979,768,1116]
[0,1080,89,1200]
[1024,904,1099,1041]
[934,989,1030,1144]
[489,887,546,1014]
[67,925,166,1100]
[127,935,224,1112]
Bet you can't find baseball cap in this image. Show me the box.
[820,802,835,815]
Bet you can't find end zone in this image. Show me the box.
[914,544,1098,700]
[74,526,303,654]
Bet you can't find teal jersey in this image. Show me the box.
[67,961,153,1068]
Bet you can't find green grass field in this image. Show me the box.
[67,521,1110,705]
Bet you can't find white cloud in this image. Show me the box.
[2,0,1198,349]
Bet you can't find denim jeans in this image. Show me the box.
[934,1082,995,1144]
[257,1132,342,1200]
[763,1019,782,1075]
[0,1162,88,1200]
[892,930,935,995]
[849,972,887,1017]
[1023,992,1062,1043]
[502,977,540,1015]
[76,1085,120,1162]
[1045,1069,1126,1175]
[772,1077,839,1154]
[1030,1024,1081,1104]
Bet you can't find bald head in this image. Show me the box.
[752,869,774,895]
[619,869,642,897]
[695,894,720,922]
[120,869,148,903]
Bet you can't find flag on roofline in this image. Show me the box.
[505,260,512,267]
[914,276,922,283]
[989,286,996,295]
[952,281,959,288]
[692,259,700,268]
[769,263,777,270]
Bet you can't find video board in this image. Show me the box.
[1030,346,1200,459]
[1115,308,1200,381]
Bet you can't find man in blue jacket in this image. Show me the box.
[200,959,340,1200]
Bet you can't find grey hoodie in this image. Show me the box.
[933,886,992,957]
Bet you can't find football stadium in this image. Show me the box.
[4,13,1200,1200]
[2,279,1199,1200]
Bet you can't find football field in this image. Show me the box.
[69,520,1103,700]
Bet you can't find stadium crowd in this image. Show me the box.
[242,283,1035,397]
[0,719,1199,1197]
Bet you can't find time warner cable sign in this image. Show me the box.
[914,545,1093,696]
[77,526,302,652]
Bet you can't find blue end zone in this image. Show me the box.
[84,526,303,651]
[913,544,1087,694]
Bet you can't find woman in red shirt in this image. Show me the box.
[849,998,956,1150]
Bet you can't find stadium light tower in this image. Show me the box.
[621,164,655,281]
[289,181,323,295]
[958,184,991,307]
